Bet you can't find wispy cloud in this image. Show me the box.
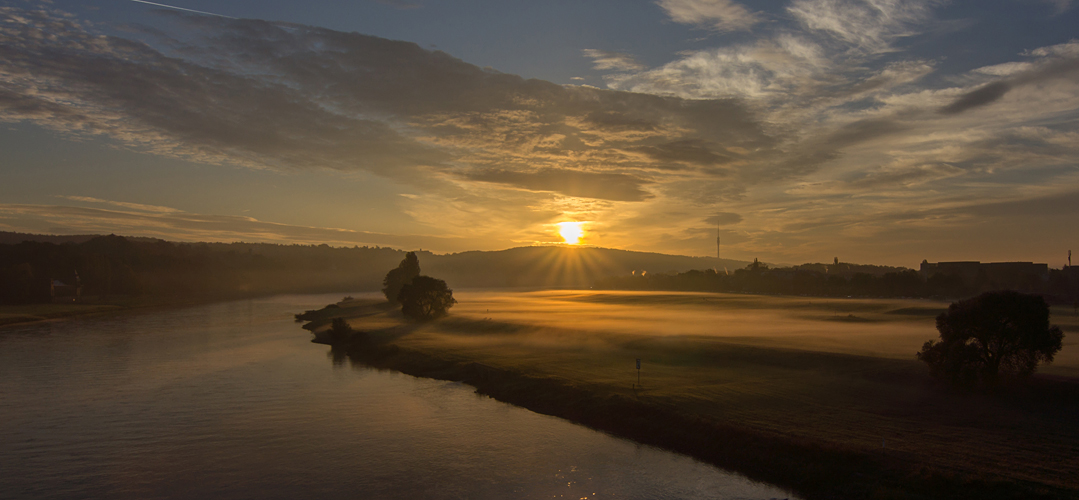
[604,35,831,100]
[582,49,646,72]
[374,0,421,10]
[465,168,654,202]
[940,41,1079,114]
[1036,0,1074,14]
[128,0,233,18]
[656,0,760,31]
[0,203,467,248]
[787,0,936,53]
[704,212,742,225]
[56,196,182,214]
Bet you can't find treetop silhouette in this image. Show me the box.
[382,251,420,304]
[397,275,456,320]
[917,290,1064,387]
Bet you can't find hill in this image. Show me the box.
[424,246,746,289]
[0,232,750,304]
[0,231,161,245]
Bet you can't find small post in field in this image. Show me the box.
[635,358,641,387]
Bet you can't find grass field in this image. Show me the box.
[309,290,1079,497]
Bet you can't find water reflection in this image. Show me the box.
[329,345,349,367]
[0,294,798,500]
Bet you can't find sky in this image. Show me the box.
[0,0,1077,267]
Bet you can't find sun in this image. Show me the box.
[557,222,585,245]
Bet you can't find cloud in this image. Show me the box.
[0,9,450,177]
[1035,0,1074,14]
[940,44,1079,114]
[656,0,760,31]
[0,203,467,249]
[704,212,742,225]
[582,49,646,72]
[846,163,963,188]
[603,35,833,101]
[56,196,183,214]
[129,0,234,18]
[374,0,421,9]
[581,111,657,132]
[956,189,1079,218]
[635,139,734,167]
[824,117,910,147]
[787,0,936,53]
[0,7,771,204]
[973,62,1035,77]
[1026,39,1079,58]
[464,168,654,202]
[939,82,1012,115]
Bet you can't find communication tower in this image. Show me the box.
[716,228,721,262]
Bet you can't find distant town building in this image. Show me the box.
[50,271,81,303]
[919,260,1048,290]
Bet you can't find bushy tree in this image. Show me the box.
[917,290,1064,387]
[382,252,420,304]
[397,276,456,320]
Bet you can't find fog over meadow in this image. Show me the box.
[386,290,1079,375]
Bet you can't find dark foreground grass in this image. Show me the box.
[336,341,1075,500]
[305,292,1079,500]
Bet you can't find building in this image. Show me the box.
[50,277,81,303]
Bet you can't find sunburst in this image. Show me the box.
[557,222,585,245]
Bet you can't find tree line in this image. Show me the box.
[0,234,410,304]
[595,259,1079,302]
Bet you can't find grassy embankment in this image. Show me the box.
[300,291,1079,500]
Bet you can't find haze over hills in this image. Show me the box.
[0,232,751,301]
[13,231,1073,305]
[0,232,164,245]
[421,246,748,289]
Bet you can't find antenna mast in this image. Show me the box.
[712,228,720,264]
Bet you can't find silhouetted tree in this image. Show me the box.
[397,276,456,320]
[382,252,420,304]
[329,317,353,344]
[917,290,1064,387]
[0,262,50,304]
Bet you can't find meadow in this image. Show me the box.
[309,290,1079,498]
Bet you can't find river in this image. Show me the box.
[0,294,798,499]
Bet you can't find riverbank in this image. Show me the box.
[0,302,123,327]
[0,291,301,328]
[301,291,1079,500]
